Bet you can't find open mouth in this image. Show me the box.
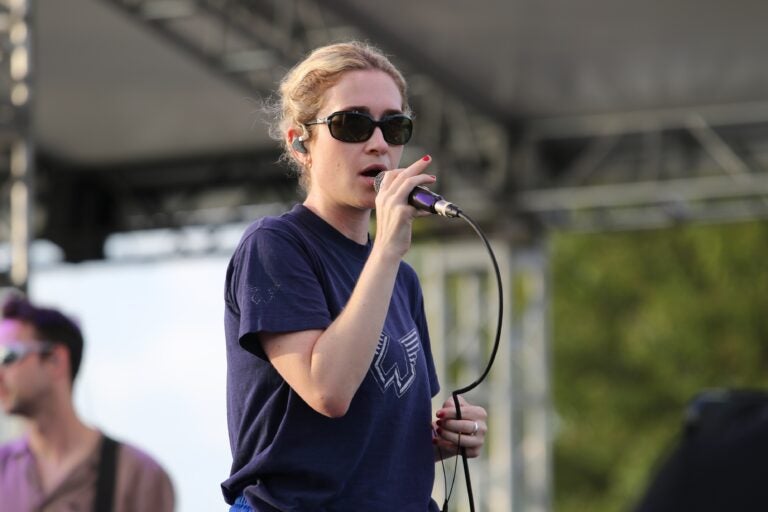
[361,166,386,178]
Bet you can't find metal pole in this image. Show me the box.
[7,0,33,292]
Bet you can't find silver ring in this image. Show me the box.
[471,421,479,436]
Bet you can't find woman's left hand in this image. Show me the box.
[432,395,487,459]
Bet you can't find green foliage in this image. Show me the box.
[550,221,768,512]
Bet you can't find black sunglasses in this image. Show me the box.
[0,342,54,367]
[305,111,413,145]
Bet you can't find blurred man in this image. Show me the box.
[0,296,175,511]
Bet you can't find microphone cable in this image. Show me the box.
[440,210,504,512]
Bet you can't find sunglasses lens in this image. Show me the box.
[325,112,413,145]
[0,348,18,366]
[329,112,374,143]
[381,115,413,145]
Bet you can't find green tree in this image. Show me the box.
[551,221,768,512]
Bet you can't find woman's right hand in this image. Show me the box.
[373,155,437,260]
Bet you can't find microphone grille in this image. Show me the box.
[373,171,387,194]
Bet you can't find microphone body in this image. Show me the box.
[374,172,461,218]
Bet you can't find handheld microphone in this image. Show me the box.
[374,172,461,218]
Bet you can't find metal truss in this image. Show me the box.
[98,0,509,223]
[33,148,292,261]
[0,0,33,289]
[415,239,551,512]
[515,102,768,232]
[5,0,768,272]
[99,0,768,236]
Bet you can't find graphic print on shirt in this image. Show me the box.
[370,328,421,397]
[246,282,281,305]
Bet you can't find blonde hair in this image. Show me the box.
[268,41,410,190]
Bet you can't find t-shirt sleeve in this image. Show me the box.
[229,225,332,350]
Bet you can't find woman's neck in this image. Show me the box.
[302,200,371,245]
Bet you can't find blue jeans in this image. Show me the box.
[229,496,254,512]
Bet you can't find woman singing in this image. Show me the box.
[223,41,487,512]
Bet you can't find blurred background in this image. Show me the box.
[2,0,768,511]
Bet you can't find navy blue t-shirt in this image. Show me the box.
[222,204,441,512]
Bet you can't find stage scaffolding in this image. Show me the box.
[0,0,33,292]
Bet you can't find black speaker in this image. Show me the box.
[634,389,768,512]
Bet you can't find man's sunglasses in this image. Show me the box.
[304,111,413,145]
[0,342,54,367]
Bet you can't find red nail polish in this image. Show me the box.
[422,155,431,162]
[436,411,444,418]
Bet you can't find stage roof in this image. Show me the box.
[37,0,768,166]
